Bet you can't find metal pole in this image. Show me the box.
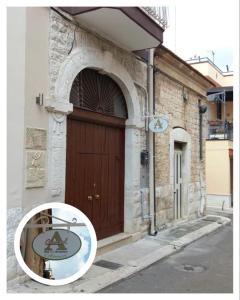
[148,48,156,235]
[200,112,202,160]
[25,223,86,229]
[223,90,226,139]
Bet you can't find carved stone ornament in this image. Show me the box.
[26,128,47,150]
[26,151,45,188]
[52,113,65,136]
[45,97,73,115]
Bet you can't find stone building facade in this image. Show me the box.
[46,9,148,237]
[154,47,210,227]
[7,7,213,283]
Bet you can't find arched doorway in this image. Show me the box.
[65,68,128,240]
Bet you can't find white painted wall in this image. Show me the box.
[7,8,50,282]
[7,8,26,210]
[7,7,27,282]
[22,7,50,211]
[8,7,50,212]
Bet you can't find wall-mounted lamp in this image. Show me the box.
[199,104,207,114]
[36,93,44,106]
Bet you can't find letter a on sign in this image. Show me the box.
[33,229,82,260]
[154,118,163,130]
[149,115,168,133]
[45,231,67,251]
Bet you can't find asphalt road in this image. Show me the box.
[99,219,233,293]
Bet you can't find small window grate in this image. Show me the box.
[70,68,128,119]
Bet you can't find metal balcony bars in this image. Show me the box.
[207,91,233,140]
[208,120,233,140]
[141,7,169,29]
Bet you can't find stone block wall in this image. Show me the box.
[154,71,208,227]
[48,9,209,232]
[49,9,150,236]
[49,9,147,98]
[8,7,212,286]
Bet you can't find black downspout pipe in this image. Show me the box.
[199,100,203,160]
[148,49,157,236]
[153,68,157,230]
[199,100,208,160]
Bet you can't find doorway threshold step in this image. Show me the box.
[97,233,134,256]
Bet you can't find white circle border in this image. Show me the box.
[14,202,97,286]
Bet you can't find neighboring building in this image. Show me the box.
[7,7,213,284]
[186,57,233,86]
[154,47,213,226]
[187,57,233,209]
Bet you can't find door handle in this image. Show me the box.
[94,194,100,199]
[88,195,93,201]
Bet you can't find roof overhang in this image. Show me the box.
[58,7,164,51]
[154,46,215,96]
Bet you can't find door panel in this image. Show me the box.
[92,153,108,236]
[174,150,183,219]
[65,114,124,240]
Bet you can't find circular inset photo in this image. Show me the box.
[14,203,97,286]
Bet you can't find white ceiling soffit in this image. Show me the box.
[75,8,160,51]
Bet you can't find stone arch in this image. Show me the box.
[54,47,142,127]
[48,46,143,234]
[169,127,191,218]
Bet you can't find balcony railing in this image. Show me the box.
[208,120,233,140]
[141,7,169,29]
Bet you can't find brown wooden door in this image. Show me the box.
[65,109,125,240]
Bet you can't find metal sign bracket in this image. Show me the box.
[25,211,86,231]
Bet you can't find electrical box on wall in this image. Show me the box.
[141,150,149,166]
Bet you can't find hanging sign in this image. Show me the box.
[149,115,168,133]
[32,229,82,260]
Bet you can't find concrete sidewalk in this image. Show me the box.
[8,214,231,293]
[206,206,233,219]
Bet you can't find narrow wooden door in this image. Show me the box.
[174,150,183,219]
[65,110,125,240]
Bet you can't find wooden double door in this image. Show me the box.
[65,109,125,240]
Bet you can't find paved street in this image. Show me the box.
[99,220,233,293]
